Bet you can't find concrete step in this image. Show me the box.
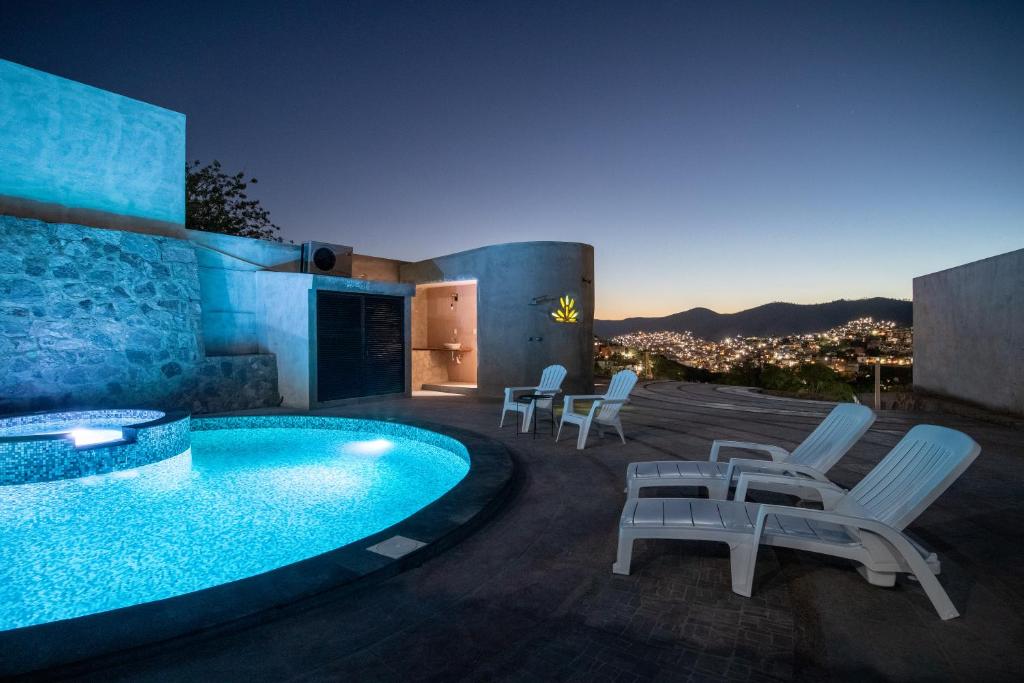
[421,382,478,396]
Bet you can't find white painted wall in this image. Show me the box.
[913,248,1023,416]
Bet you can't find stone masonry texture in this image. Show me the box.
[0,215,279,414]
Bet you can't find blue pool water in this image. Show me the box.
[0,422,469,631]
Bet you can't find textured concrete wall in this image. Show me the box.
[352,254,404,282]
[188,231,412,358]
[0,216,278,414]
[0,60,185,236]
[192,239,267,356]
[187,229,301,271]
[401,242,595,397]
[913,248,1023,416]
[187,230,404,281]
[253,272,315,408]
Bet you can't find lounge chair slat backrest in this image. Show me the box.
[835,425,980,530]
[596,370,638,421]
[537,365,567,394]
[787,403,876,470]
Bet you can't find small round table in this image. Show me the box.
[516,394,556,438]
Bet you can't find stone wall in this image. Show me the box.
[0,216,279,414]
[194,354,279,414]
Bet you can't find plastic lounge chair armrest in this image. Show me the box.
[734,473,847,508]
[587,397,627,417]
[746,504,960,619]
[708,440,790,463]
[739,504,870,598]
[723,459,833,487]
[752,505,909,559]
[563,394,605,413]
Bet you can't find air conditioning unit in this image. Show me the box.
[302,241,353,277]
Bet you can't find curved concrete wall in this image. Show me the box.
[402,242,594,397]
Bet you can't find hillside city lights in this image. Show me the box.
[605,318,912,374]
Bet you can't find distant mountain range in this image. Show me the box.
[595,298,912,340]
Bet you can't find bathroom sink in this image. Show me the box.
[443,342,462,350]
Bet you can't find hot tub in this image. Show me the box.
[0,409,190,485]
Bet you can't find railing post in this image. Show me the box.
[874,360,882,410]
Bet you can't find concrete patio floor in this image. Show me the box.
[50,382,1024,682]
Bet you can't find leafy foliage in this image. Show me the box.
[185,160,282,242]
[760,364,802,392]
[721,361,763,387]
[650,355,716,382]
[722,362,855,401]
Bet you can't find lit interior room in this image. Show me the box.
[411,280,478,395]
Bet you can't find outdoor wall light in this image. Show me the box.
[552,295,579,323]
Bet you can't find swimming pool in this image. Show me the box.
[0,416,469,632]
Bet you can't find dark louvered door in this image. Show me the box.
[364,295,405,395]
[316,291,364,400]
[316,291,405,401]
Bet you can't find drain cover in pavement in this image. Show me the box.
[366,535,427,559]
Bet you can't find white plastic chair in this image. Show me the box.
[613,425,981,619]
[557,370,638,450]
[625,403,876,500]
[500,365,567,433]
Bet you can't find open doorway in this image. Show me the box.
[411,280,478,395]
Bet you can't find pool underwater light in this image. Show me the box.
[342,438,395,456]
[69,428,124,447]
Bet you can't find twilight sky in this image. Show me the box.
[2,1,1021,319]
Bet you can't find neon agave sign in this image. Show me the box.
[551,295,579,323]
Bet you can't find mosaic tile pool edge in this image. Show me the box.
[0,410,190,485]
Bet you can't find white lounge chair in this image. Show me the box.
[500,364,567,433]
[613,425,981,619]
[625,403,876,500]
[557,370,638,450]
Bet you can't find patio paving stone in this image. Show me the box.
[48,381,1024,682]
